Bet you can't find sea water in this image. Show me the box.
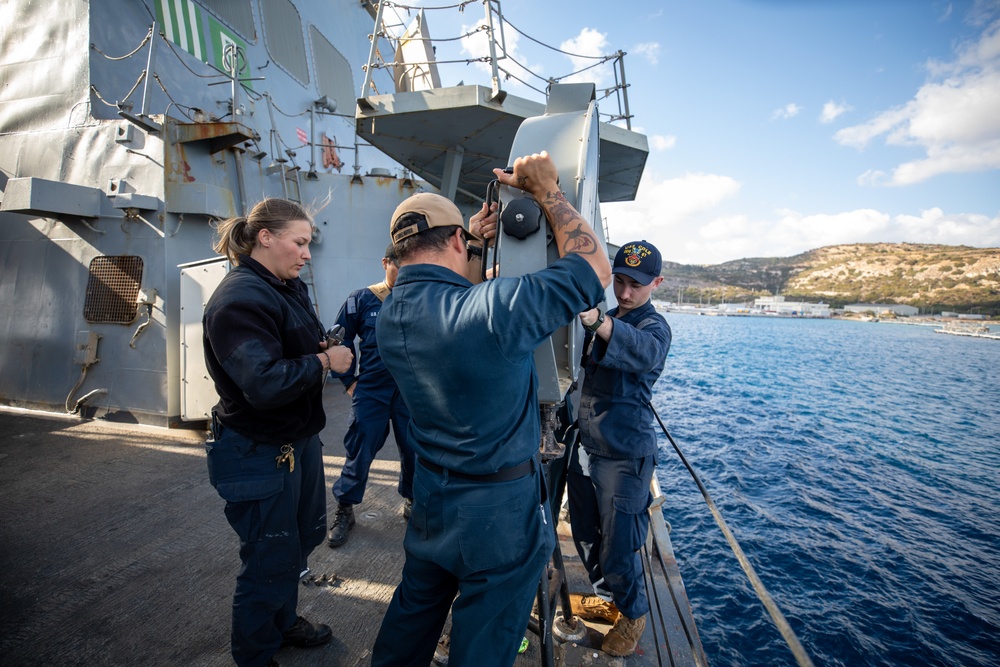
[651,315,1000,667]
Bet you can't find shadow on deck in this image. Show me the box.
[0,388,704,666]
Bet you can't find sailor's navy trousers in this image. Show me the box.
[566,444,655,621]
[206,423,327,667]
[371,462,553,667]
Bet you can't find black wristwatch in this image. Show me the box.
[585,309,605,333]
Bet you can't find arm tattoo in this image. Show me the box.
[540,190,598,255]
[542,190,577,230]
[563,223,597,255]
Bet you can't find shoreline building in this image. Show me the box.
[845,304,919,317]
[754,296,831,318]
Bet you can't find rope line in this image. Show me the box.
[152,74,196,121]
[90,85,121,109]
[650,404,816,667]
[503,16,608,60]
[384,0,478,12]
[90,29,152,60]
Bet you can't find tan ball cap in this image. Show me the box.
[390,192,470,244]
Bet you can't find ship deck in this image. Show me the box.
[0,389,705,667]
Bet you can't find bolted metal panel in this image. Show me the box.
[83,256,144,324]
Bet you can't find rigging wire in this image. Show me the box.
[650,403,816,667]
[503,16,608,60]
[90,29,152,60]
[151,74,196,121]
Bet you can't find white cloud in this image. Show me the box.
[836,18,1000,184]
[601,171,742,262]
[632,42,661,66]
[820,100,852,124]
[650,134,677,151]
[603,172,1000,264]
[560,28,612,86]
[772,103,802,120]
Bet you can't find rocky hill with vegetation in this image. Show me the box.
[656,243,1000,315]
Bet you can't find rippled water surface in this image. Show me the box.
[650,316,1000,667]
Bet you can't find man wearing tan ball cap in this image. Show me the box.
[371,152,611,667]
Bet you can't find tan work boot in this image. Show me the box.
[602,614,646,657]
[569,593,621,624]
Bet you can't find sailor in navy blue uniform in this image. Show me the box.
[327,244,415,548]
[202,199,354,667]
[370,152,612,667]
[568,240,671,657]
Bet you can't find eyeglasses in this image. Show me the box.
[460,229,483,261]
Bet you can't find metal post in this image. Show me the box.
[309,106,317,174]
[484,0,505,102]
[616,51,631,130]
[139,22,159,117]
[360,0,386,103]
[228,43,242,120]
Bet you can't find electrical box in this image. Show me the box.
[74,331,101,366]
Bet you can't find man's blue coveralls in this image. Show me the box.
[371,254,604,667]
[331,284,414,505]
[567,299,671,621]
[202,255,330,667]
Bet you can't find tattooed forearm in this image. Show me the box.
[563,223,598,255]
[540,190,598,255]
[542,190,579,230]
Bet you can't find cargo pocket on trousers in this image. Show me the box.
[217,476,285,544]
[612,491,652,553]
[458,498,527,572]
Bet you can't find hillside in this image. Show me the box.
[656,243,1000,314]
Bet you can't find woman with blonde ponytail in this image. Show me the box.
[202,198,353,667]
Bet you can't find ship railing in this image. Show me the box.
[359,0,635,129]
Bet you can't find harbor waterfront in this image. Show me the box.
[652,314,1000,666]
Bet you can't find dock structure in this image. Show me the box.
[0,389,706,666]
[935,322,1000,340]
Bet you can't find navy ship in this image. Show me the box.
[0,2,722,666]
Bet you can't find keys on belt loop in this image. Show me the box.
[276,444,295,472]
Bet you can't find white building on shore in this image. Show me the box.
[845,303,919,317]
[753,296,831,317]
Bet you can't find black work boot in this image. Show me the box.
[327,503,355,548]
[280,615,333,647]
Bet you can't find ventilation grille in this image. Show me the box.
[83,256,144,324]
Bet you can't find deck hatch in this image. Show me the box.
[83,256,144,324]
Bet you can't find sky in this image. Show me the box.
[396,0,1000,265]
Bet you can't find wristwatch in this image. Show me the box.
[585,309,605,333]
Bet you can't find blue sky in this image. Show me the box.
[400,0,1000,264]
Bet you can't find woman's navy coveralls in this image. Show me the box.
[371,254,604,667]
[567,299,671,621]
[330,285,414,505]
[203,255,330,667]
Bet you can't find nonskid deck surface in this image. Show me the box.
[0,390,695,666]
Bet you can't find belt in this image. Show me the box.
[418,457,535,483]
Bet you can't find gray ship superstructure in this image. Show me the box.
[0,0,647,427]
